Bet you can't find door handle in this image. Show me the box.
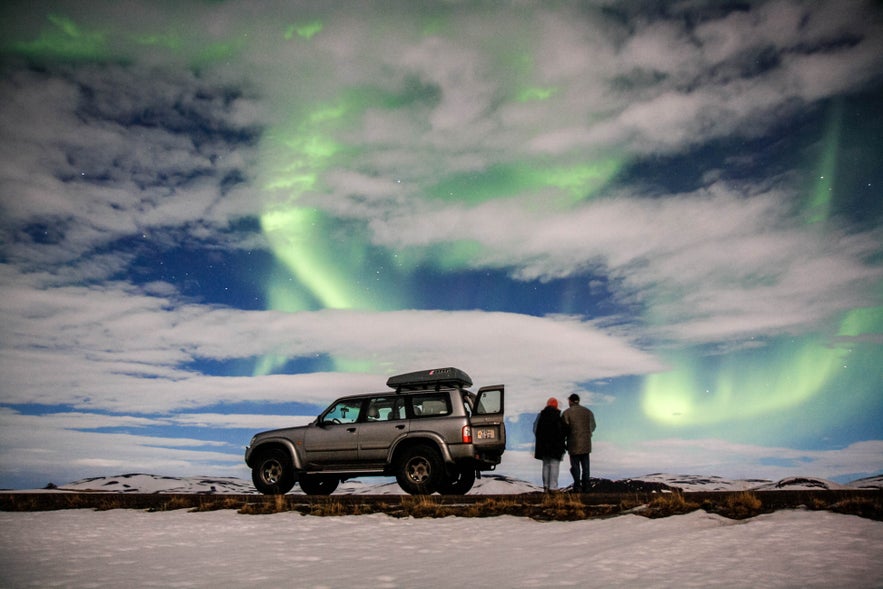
[395,424,405,430]
[347,427,357,433]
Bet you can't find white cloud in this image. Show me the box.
[0,409,243,486]
[169,413,316,430]
[364,185,881,344]
[593,438,883,482]
[0,66,263,271]
[486,438,883,485]
[0,266,663,413]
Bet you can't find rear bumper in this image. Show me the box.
[449,443,504,470]
[474,449,504,470]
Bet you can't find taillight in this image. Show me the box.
[462,425,472,443]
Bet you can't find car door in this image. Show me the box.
[302,398,363,466]
[358,396,409,462]
[469,385,506,452]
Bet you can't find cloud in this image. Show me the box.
[594,438,883,481]
[363,184,881,344]
[0,265,663,413]
[0,407,314,486]
[0,408,242,486]
[0,65,263,272]
[4,3,880,343]
[498,437,883,485]
[528,1,883,155]
[169,413,315,430]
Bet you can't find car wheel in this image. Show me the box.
[438,466,476,495]
[298,475,339,495]
[251,448,295,495]
[395,444,443,495]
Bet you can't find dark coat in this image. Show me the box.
[534,406,566,461]
[562,403,596,454]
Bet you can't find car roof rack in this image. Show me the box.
[386,367,473,392]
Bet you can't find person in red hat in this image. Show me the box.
[533,397,566,492]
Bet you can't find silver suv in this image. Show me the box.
[245,368,506,495]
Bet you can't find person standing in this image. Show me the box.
[562,393,596,493]
[533,397,566,492]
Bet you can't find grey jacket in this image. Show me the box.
[562,403,596,454]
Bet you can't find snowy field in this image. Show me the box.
[35,471,883,494]
[1,508,881,588]
[3,474,881,587]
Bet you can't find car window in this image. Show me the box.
[410,393,451,418]
[475,389,502,415]
[364,397,404,421]
[322,399,362,424]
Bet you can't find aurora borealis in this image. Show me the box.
[1,1,881,489]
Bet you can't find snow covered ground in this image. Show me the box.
[3,473,880,588]
[45,472,545,495]
[1,508,881,588]
[40,471,883,494]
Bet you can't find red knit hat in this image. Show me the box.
[546,397,558,409]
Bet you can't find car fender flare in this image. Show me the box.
[388,432,454,465]
[248,438,304,470]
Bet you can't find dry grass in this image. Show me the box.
[640,492,701,518]
[146,495,193,512]
[720,492,764,519]
[534,492,587,520]
[238,494,293,515]
[2,490,880,521]
[829,497,883,521]
[399,495,450,518]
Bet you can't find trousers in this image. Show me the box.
[569,453,590,492]
[541,458,561,491]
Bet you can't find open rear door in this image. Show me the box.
[470,385,506,461]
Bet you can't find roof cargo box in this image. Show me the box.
[386,367,473,391]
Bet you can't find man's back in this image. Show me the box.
[563,404,596,454]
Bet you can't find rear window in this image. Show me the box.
[475,388,503,415]
[409,393,451,418]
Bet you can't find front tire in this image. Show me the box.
[395,444,443,495]
[299,474,339,496]
[251,448,296,495]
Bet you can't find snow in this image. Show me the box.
[841,474,883,490]
[632,473,883,492]
[40,472,881,495]
[3,473,882,587]
[636,473,770,492]
[43,473,545,495]
[0,508,880,588]
[53,473,257,494]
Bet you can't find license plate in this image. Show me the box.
[476,428,495,440]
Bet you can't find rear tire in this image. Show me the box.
[438,466,476,495]
[299,475,339,495]
[395,444,443,495]
[251,448,296,495]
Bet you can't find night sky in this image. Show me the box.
[1,1,881,489]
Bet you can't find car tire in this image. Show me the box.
[395,444,443,495]
[298,474,339,496]
[251,448,296,495]
[438,466,476,495]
